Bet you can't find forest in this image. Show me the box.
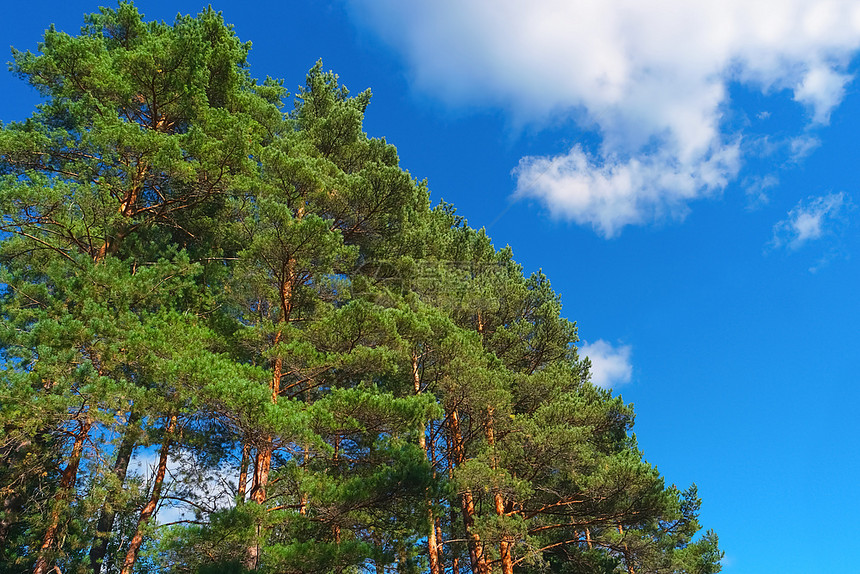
[0,4,722,573]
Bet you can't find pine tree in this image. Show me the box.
[0,4,275,572]
[1,4,722,574]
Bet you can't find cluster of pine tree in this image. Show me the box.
[0,4,722,574]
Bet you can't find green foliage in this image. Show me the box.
[0,4,722,574]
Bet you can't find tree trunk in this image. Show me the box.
[331,434,341,544]
[618,524,636,574]
[247,320,286,507]
[244,439,271,570]
[90,411,140,574]
[245,210,300,568]
[245,295,289,569]
[413,352,442,574]
[237,440,250,501]
[95,159,147,261]
[250,439,274,506]
[486,407,513,574]
[461,488,488,574]
[34,418,91,574]
[448,408,489,574]
[120,414,177,574]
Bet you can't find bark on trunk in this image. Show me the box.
[413,352,442,574]
[34,418,91,574]
[448,408,489,574]
[244,348,282,570]
[496,501,513,574]
[461,488,489,574]
[245,202,303,568]
[244,440,271,570]
[248,253,294,497]
[247,319,287,507]
[90,412,140,574]
[246,269,293,569]
[120,414,176,574]
[618,524,636,574]
[426,497,441,574]
[237,440,251,502]
[96,171,143,262]
[249,439,273,506]
[331,434,341,544]
[486,407,513,574]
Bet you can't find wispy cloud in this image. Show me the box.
[770,192,851,250]
[580,340,633,389]
[788,135,822,164]
[348,0,860,236]
[744,174,780,207]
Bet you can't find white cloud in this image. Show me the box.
[514,142,740,237]
[580,340,632,389]
[793,66,852,125]
[348,0,860,235]
[771,192,850,250]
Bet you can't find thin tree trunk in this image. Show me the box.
[34,418,91,574]
[237,440,250,502]
[332,434,341,544]
[299,492,308,516]
[246,271,292,569]
[448,504,460,573]
[120,414,177,574]
[473,314,499,574]
[461,487,488,574]
[495,496,513,573]
[618,524,635,574]
[248,357,281,508]
[90,412,140,574]
[246,198,303,568]
[247,318,287,506]
[448,408,489,574]
[435,517,445,573]
[299,411,309,517]
[486,407,513,574]
[413,352,442,574]
[244,439,271,570]
[247,255,294,499]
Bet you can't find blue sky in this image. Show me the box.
[3,2,860,572]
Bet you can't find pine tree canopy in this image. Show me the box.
[0,4,722,574]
